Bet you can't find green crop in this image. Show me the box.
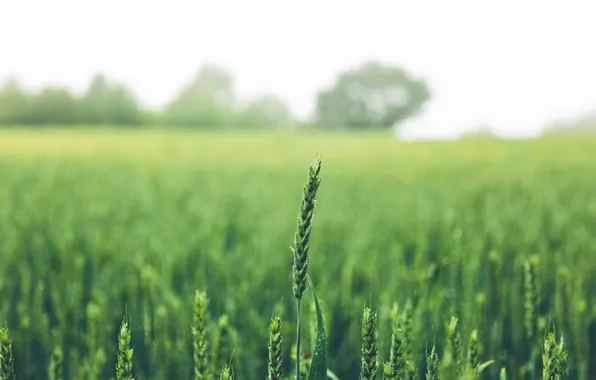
[0,130,594,379]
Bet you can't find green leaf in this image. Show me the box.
[477,360,495,373]
[306,274,328,380]
[326,369,340,380]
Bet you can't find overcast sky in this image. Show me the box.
[1,0,595,138]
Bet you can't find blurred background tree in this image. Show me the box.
[82,74,144,126]
[542,111,596,135]
[163,64,237,128]
[28,86,82,125]
[235,94,294,128]
[0,61,434,130]
[314,61,431,129]
[0,77,31,124]
[0,74,144,126]
[459,124,499,140]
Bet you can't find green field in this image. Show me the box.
[0,130,595,380]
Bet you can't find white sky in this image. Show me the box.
[1,0,595,138]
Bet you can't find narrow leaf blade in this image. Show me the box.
[327,369,340,380]
[478,359,496,373]
[306,275,328,380]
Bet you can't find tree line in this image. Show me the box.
[0,61,430,129]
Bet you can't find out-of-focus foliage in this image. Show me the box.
[543,111,596,136]
[315,61,430,129]
[163,64,237,127]
[81,74,144,125]
[235,95,294,128]
[29,87,83,125]
[0,131,595,380]
[459,124,499,140]
[0,65,295,129]
[0,75,143,126]
[0,77,34,124]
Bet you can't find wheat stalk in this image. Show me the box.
[193,290,209,380]
[48,344,63,380]
[425,342,439,380]
[213,314,233,375]
[116,317,135,380]
[383,326,404,380]
[292,155,322,380]
[0,326,15,380]
[542,331,568,380]
[359,306,378,380]
[268,316,284,380]
[219,365,234,380]
[500,367,507,380]
[448,315,461,373]
[467,328,479,376]
[524,256,540,342]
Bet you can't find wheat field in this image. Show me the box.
[0,129,594,379]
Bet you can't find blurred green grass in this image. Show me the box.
[1,128,592,166]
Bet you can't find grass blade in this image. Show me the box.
[306,275,327,380]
